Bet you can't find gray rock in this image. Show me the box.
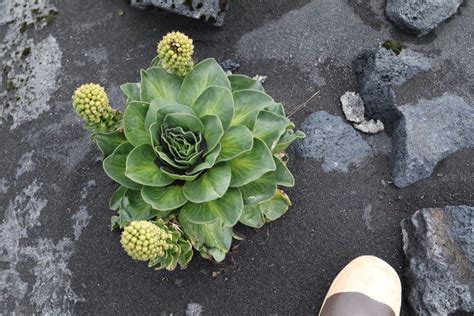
[340,92,385,134]
[354,46,433,133]
[354,119,384,134]
[401,206,473,315]
[340,91,365,123]
[219,59,240,73]
[130,0,228,26]
[392,94,473,188]
[297,111,373,172]
[386,0,464,36]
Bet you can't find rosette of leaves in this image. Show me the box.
[96,57,305,263]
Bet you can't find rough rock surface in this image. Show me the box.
[386,0,465,36]
[340,91,365,123]
[130,0,228,26]
[354,46,433,133]
[340,92,385,134]
[297,111,373,172]
[401,205,473,315]
[392,94,474,188]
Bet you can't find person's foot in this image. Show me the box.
[319,256,401,316]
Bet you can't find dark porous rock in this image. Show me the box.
[401,206,474,315]
[392,94,473,188]
[354,46,433,133]
[297,111,373,172]
[130,0,229,26]
[219,59,240,72]
[386,0,465,36]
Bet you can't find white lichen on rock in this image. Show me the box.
[340,91,384,134]
[0,0,62,129]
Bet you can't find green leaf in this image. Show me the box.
[160,167,201,181]
[253,110,292,150]
[273,129,306,154]
[192,86,234,131]
[125,144,174,187]
[179,213,233,262]
[231,89,274,129]
[239,157,294,205]
[183,162,231,203]
[150,55,160,68]
[109,185,128,210]
[92,130,127,159]
[140,67,182,103]
[103,142,142,190]
[123,101,150,147]
[228,138,276,187]
[202,115,224,154]
[146,100,195,130]
[228,74,264,92]
[141,185,187,211]
[216,125,253,162]
[121,83,141,103]
[265,102,286,116]
[239,190,291,228]
[118,189,165,223]
[178,240,193,268]
[178,58,231,106]
[163,113,204,133]
[181,188,243,227]
[185,144,221,175]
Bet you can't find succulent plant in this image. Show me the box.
[157,31,194,77]
[121,220,192,270]
[73,32,305,269]
[72,83,122,132]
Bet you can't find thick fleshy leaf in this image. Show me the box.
[216,125,253,162]
[181,188,243,227]
[178,59,231,106]
[103,142,142,190]
[265,102,286,116]
[228,74,264,92]
[192,86,234,131]
[273,129,306,154]
[183,162,231,203]
[121,83,141,102]
[150,55,160,68]
[253,110,292,150]
[163,113,204,133]
[140,67,182,103]
[160,167,201,181]
[92,130,127,159]
[119,189,165,223]
[231,89,274,129]
[202,115,224,154]
[109,185,128,210]
[123,101,150,147]
[146,100,196,130]
[228,138,276,187]
[179,214,232,262]
[125,144,174,187]
[239,190,291,228]
[239,157,294,205]
[141,185,187,211]
[185,144,221,175]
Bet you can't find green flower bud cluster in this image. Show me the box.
[157,31,194,76]
[72,83,121,132]
[121,221,177,262]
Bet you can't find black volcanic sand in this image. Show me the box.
[0,0,472,314]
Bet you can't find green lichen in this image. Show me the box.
[382,40,405,55]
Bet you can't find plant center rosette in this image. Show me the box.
[75,33,305,270]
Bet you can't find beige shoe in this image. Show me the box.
[319,256,402,316]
